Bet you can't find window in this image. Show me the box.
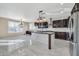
[8,21,23,32]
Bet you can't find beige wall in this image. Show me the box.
[0,19,8,37]
[0,17,29,38]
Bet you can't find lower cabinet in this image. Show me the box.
[55,32,69,40]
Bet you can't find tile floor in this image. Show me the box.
[0,33,70,56]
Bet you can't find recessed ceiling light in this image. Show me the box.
[60,3,64,5]
[60,11,64,14]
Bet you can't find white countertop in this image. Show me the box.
[30,28,70,32]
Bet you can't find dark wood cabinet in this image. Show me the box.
[71,3,79,15]
[53,19,69,28]
[55,32,69,40]
[53,18,70,40]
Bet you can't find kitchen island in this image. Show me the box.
[32,31,54,50]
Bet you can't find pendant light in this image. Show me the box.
[35,10,47,23]
[19,19,24,28]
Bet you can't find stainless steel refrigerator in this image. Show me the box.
[69,3,79,56]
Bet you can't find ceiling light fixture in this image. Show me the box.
[60,11,64,14]
[35,10,47,23]
[19,18,24,28]
[60,3,64,5]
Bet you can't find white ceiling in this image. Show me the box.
[0,3,74,22]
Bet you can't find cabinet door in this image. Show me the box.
[55,32,69,40]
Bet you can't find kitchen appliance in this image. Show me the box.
[68,3,79,56]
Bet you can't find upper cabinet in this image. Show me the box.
[53,18,69,28]
[71,3,79,15]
